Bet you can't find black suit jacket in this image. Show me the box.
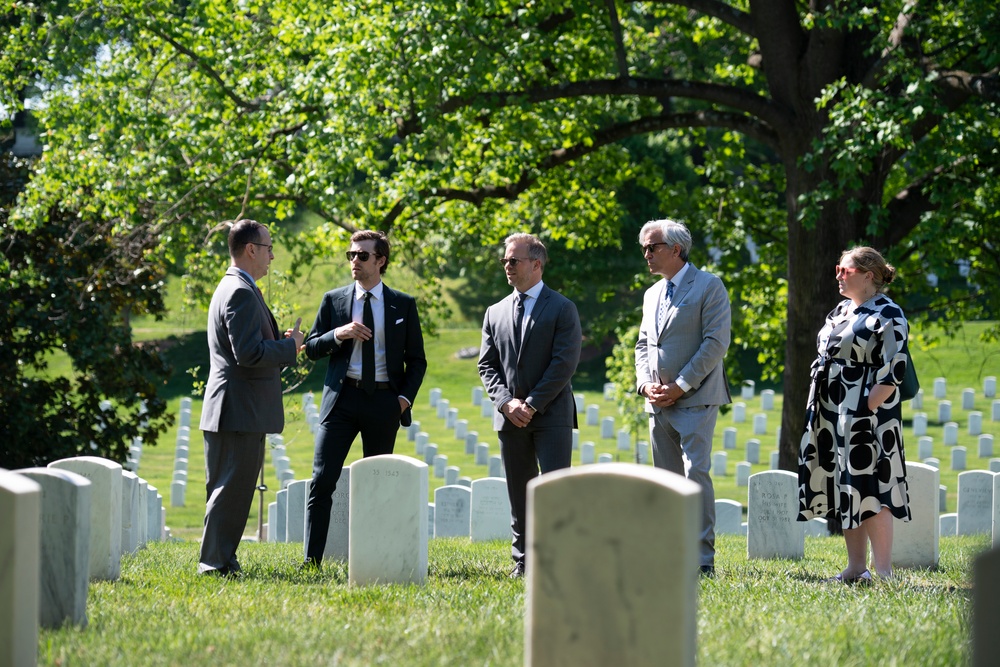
[304,283,426,426]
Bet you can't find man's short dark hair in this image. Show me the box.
[228,219,266,258]
[351,230,391,275]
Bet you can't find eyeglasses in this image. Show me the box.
[249,242,273,252]
[500,257,532,267]
[835,265,862,277]
[642,242,669,255]
[346,250,381,262]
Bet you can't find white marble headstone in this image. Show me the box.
[488,455,505,478]
[993,473,1000,549]
[470,478,511,542]
[349,455,428,586]
[747,470,803,560]
[285,479,309,543]
[715,498,742,535]
[525,464,700,667]
[274,488,287,543]
[433,485,471,538]
[49,456,122,581]
[16,468,91,628]
[0,471,41,667]
[957,470,994,535]
[586,405,599,426]
[580,442,596,465]
[891,462,939,569]
[120,470,141,555]
[723,427,737,450]
[323,466,350,561]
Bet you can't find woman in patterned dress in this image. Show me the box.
[798,246,911,582]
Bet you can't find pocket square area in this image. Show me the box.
[396,318,404,324]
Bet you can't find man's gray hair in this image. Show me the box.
[639,219,691,261]
[504,232,548,268]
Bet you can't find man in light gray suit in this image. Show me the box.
[199,219,304,576]
[635,219,731,576]
[479,233,582,578]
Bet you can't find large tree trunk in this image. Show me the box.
[777,163,867,470]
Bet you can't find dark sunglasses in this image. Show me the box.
[500,257,532,267]
[346,250,381,262]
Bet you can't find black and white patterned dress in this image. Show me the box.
[798,294,911,529]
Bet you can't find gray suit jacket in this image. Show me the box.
[304,283,426,427]
[478,285,582,431]
[200,267,299,434]
[635,264,732,411]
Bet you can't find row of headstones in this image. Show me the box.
[171,397,194,508]
[0,456,166,667]
[921,376,998,403]
[431,385,630,438]
[743,466,1000,566]
[262,469,513,553]
[915,406,999,430]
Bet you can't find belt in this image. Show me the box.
[344,377,391,390]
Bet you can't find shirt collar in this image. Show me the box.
[669,263,689,286]
[515,281,544,300]
[354,280,384,300]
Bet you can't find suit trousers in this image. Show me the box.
[305,384,400,562]
[499,425,573,568]
[198,430,265,574]
[648,405,719,567]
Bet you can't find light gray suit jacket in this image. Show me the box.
[478,285,582,431]
[635,264,732,411]
[199,267,298,434]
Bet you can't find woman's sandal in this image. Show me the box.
[825,569,872,585]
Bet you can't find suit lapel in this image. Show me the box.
[232,268,279,339]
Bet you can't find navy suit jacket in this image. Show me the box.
[304,283,426,426]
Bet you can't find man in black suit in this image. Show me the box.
[199,219,304,576]
[478,233,582,577]
[302,230,427,567]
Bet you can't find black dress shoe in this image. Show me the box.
[300,557,322,571]
[699,565,715,578]
[509,562,525,579]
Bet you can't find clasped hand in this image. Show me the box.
[505,398,535,428]
[645,382,682,408]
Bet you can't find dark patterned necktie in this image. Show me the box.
[513,292,526,345]
[657,281,674,330]
[362,292,375,394]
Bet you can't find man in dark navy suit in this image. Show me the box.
[303,230,426,568]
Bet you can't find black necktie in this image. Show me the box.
[362,292,375,394]
[513,292,526,345]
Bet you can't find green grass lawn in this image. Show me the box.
[38,535,986,666]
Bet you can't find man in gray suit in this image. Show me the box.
[635,219,731,576]
[199,219,304,576]
[302,230,426,568]
[479,233,582,578]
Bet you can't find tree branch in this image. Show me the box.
[604,0,630,78]
[880,157,969,247]
[141,21,267,112]
[438,77,786,135]
[628,0,756,37]
[380,109,778,227]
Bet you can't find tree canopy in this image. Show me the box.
[2,1,998,467]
